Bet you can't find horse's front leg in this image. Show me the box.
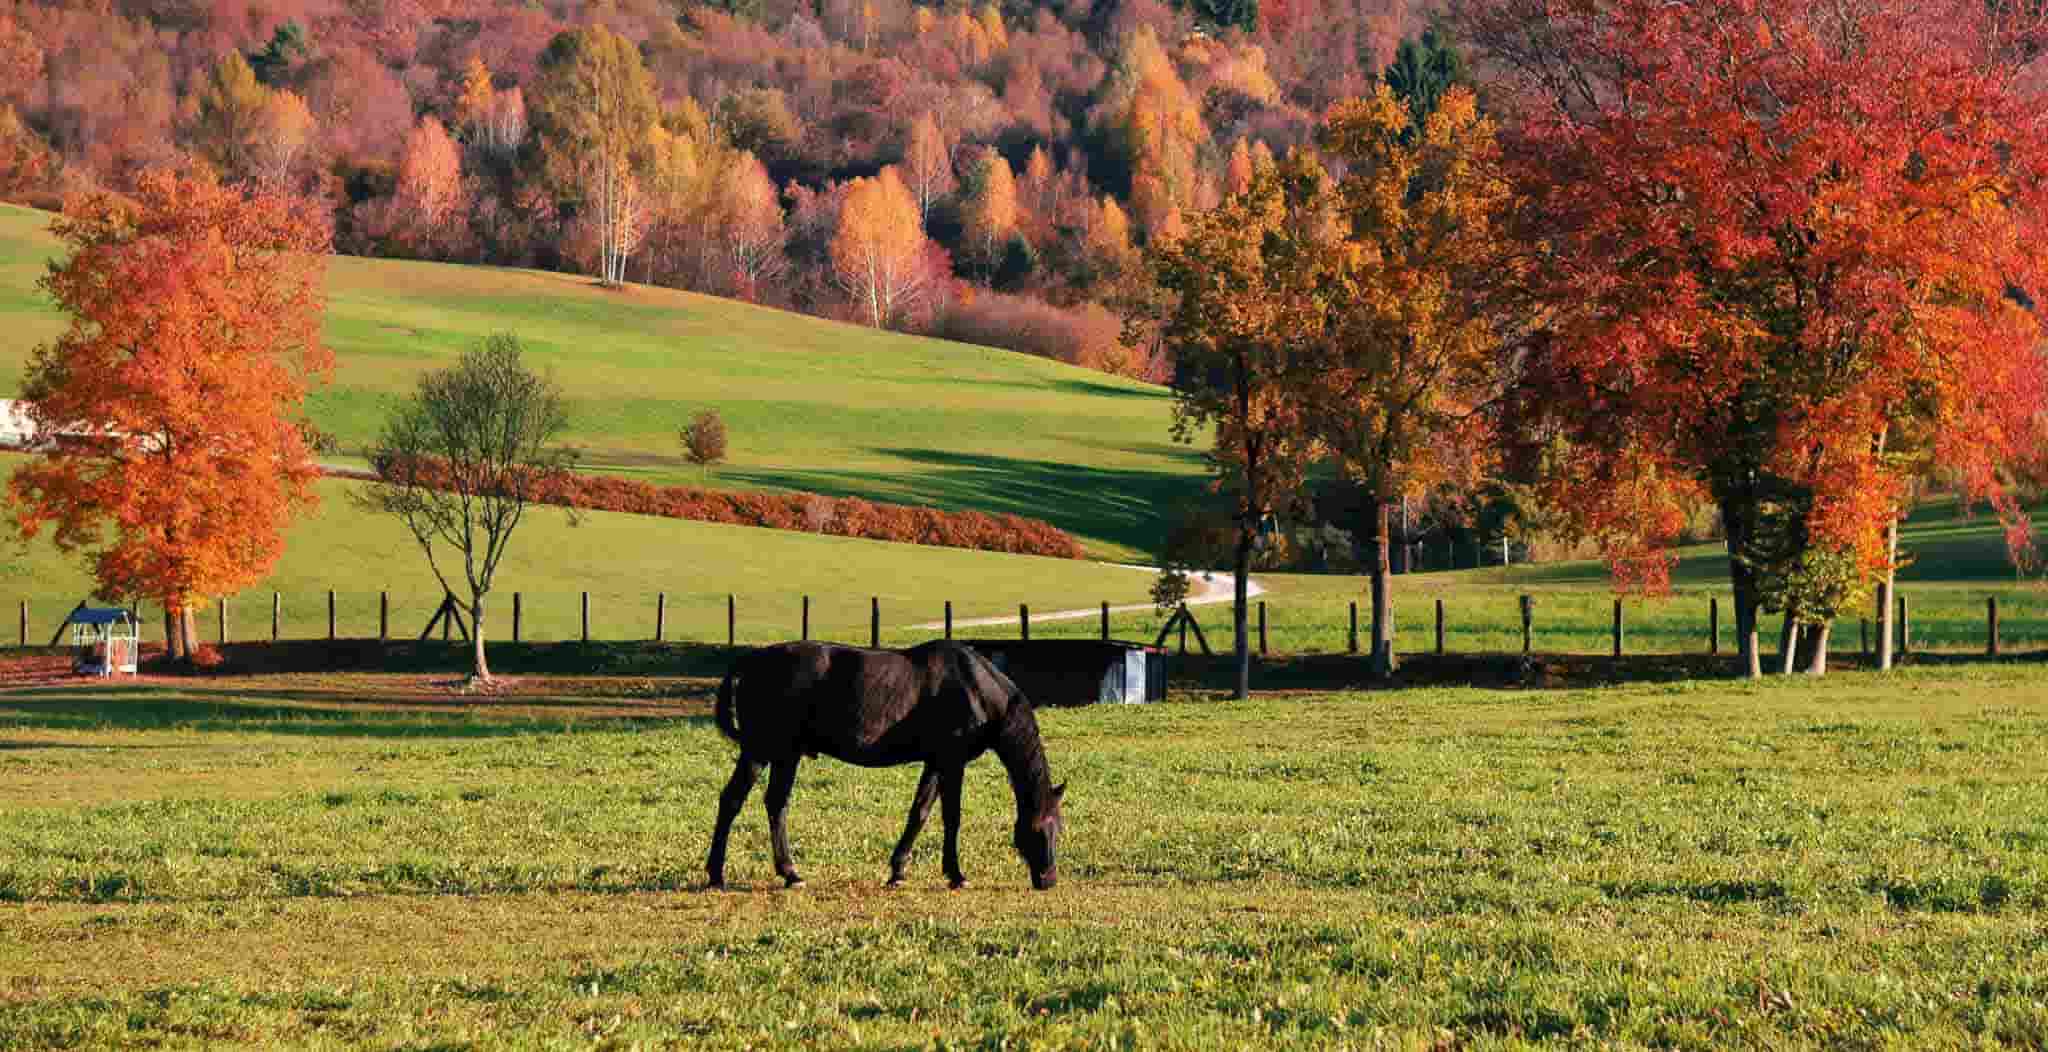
[706,755,761,890]
[764,757,805,888]
[939,765,968,889]
[887,764,942,887]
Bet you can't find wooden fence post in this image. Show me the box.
[1435,598,1444,656]
[728,594,736,647]
[378,592,388,642]
[1519,595,1533,654]
[1257,601,1267,656]
[17,600,24,647]
[1348,601,1359,654]
[1710,597,1720,655]
[1988,596,2000,657]
[943,601,952,640]
[870,597,880,648]
[1612,598,1623,658]
[218,597,227,645]
[656,592,666,642]
[801,595,810,641]
[327,590,335,640]
[1860,618,1868,659]
[1898,594,1910,656]
[1101,601,1109,641]
[273,592,281,642]
[1020,604,1030,641]
[512,592,522,643]
[581,591,590,643]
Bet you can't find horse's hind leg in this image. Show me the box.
[939,765,968,890]
[706,755,761,890]
[887,764,942,887]
[764,757,805,888]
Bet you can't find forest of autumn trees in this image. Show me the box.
[0,0,1424,378]
[1135,0,2048,690]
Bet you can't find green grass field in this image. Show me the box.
[0,205,1202,561]
[4,667,2048,1048]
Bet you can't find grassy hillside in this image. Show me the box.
[0,458,1159,646]
[0,204,1202,562]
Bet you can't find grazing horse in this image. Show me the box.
[707,640,1066,891]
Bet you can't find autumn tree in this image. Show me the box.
[961,145,1020,279]
[1095,26,1207,239]
[247,90,315,190]
[1135,157,1322,700]
[1457,0,2048,677]
[1299,85,1517,678]
[189,52,273,182]
[833,166,942,328]
[720,152,788,298]
[903,111,954,223]
[0,105,53,199]
[7,169,331,661]
[681,408,728,471]
[388,116,465,254]
[362,333,573,683]
[530,26,659,287]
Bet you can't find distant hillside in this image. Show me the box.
[0,205,1205,563]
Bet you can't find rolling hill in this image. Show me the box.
[0,204,1204,563]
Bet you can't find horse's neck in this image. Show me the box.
[991,706,1054,816]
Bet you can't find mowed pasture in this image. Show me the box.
[4,668,2048,1048]
[0,205,1200,561]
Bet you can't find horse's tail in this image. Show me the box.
[715,659,743,743]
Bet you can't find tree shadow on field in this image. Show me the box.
[0,687,716,739]
[723,447,1208,555]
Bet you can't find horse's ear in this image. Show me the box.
[1052,782,1067,803]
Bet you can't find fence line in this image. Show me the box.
[7,589,2034,659]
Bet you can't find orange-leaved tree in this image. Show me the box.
[1135,153,1323,700]
[1299,84,1519,678]
[832,166,945,329]
[1456,0,2048,677]
[8,168,331,660]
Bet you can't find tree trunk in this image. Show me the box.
[1367,495,1395,679]
[470,597,490,681]
[1232,528,1252,700]
[180,606,199,659]
[1875,519,1898,671]
[163,603,185,662]
[1723,499,1762,679]
[1802,620,1831,675]
[1777,607,1800,676]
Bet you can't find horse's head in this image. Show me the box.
[1014,782,1066,890]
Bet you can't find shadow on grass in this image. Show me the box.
[724,446,1207,556]
[0,690,716,738]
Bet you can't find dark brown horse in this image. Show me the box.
[707,640,1065,891]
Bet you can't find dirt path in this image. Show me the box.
[907,565,1266,632]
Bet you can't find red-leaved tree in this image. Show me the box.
[8,169,332,660]
[1458,0,2048,677]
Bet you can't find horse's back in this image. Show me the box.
[725,641,1014,765]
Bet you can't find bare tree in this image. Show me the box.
[359,333,573,682]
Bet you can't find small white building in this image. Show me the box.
[0,399,36,449]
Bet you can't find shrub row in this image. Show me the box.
[364,458,1085,560]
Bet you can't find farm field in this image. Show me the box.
[0,205,1200,561]
[4,666,2048,1048]
[0,459,1158,647]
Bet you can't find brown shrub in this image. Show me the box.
[366,457,1083,559]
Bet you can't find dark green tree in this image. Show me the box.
[248,21,309,86]
[1192,0,1258,33]
[1382,28,1468,131]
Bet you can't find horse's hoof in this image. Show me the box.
[705,879,726,892]
[885,876,907,889]
[783,876,806,889]
[947,878,969,891]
